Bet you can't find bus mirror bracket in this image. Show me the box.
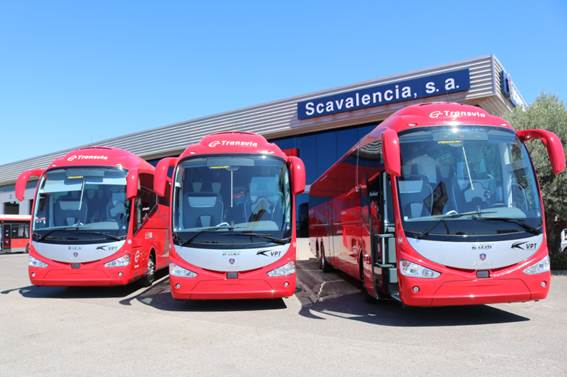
[154,157,178,197]
[382,129,401,177]
[288,156,306,194]
[517,129,566,175]
[15,168,44,202]
[126,169,139,200]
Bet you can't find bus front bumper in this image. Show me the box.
[29,265,136,287]
[398,271,551,307]
[170,274,296,300]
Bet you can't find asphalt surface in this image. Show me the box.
[1,240,566,377]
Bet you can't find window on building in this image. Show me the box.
[9,223,29,239]
[3,202,19,215]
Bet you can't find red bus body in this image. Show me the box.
[155,132,305,300]
[309,102,565,307]
[0,215,31,253]
[16,147,169,287]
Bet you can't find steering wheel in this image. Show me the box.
[249,196,272,222]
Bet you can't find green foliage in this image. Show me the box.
[507,94,567,269]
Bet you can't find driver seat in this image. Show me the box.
[245,176,280,222]
[184,193,224,228]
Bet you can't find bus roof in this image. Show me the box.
[373,102,511,134]
[178,131,288,160]
[47,146,155,173]
[0,215,31,222]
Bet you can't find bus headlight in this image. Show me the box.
[169,263,197,278]
[267,261,295,277]
[29,256,48,268]
[104,255,130,268]
[523,256,550,275]
[400,259,440,278]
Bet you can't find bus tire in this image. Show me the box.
[360,256,379,303]
[320,245,332,272]
[141,252,156,287]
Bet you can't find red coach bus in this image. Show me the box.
[154,131,305,300]
[0,215,31,254]
[309,102,565,307]
[15,146,169,286]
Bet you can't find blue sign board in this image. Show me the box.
[297,68,470,120]
[501,71,525,109]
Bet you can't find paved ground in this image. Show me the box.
[1,240,566,377]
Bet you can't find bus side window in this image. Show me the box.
[135,173,158,232]
[158,181,171,207]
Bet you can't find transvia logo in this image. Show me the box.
[428,110,487,119]
[208,140,259,148]
[66,155,109,162]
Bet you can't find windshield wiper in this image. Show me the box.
[477,217,541,235]
[226,232,291,245]
[33,227,77,242]
[415,219,450,239]
[34,227,124,242]
[175,224,234,246]
[72,230,124,241]
[414,210,496,239]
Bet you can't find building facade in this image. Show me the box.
[0,56,524,233]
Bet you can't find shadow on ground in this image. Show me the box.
[297,293,530,327]
[296,257,531,327]
[0,270,169,300]
[118,277,287,312]
[0,254,532,325]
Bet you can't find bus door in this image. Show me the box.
[367,172,397,299]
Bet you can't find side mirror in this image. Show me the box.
[126,169,139,200]
[288,156,306,194]
[517,129,566,175]
[154,157,178,197]
[382,129,401,177]
[15,168,44,202]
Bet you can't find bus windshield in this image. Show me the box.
[172,155,291,247]
[33,167,129,242]
[397,126,542,239]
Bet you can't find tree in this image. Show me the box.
[507,94,567,268]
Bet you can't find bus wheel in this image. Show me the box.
[320,246,332,272]
[360,257,378,303]
[141,253,156,287]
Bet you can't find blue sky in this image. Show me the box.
[0,1,566,164]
